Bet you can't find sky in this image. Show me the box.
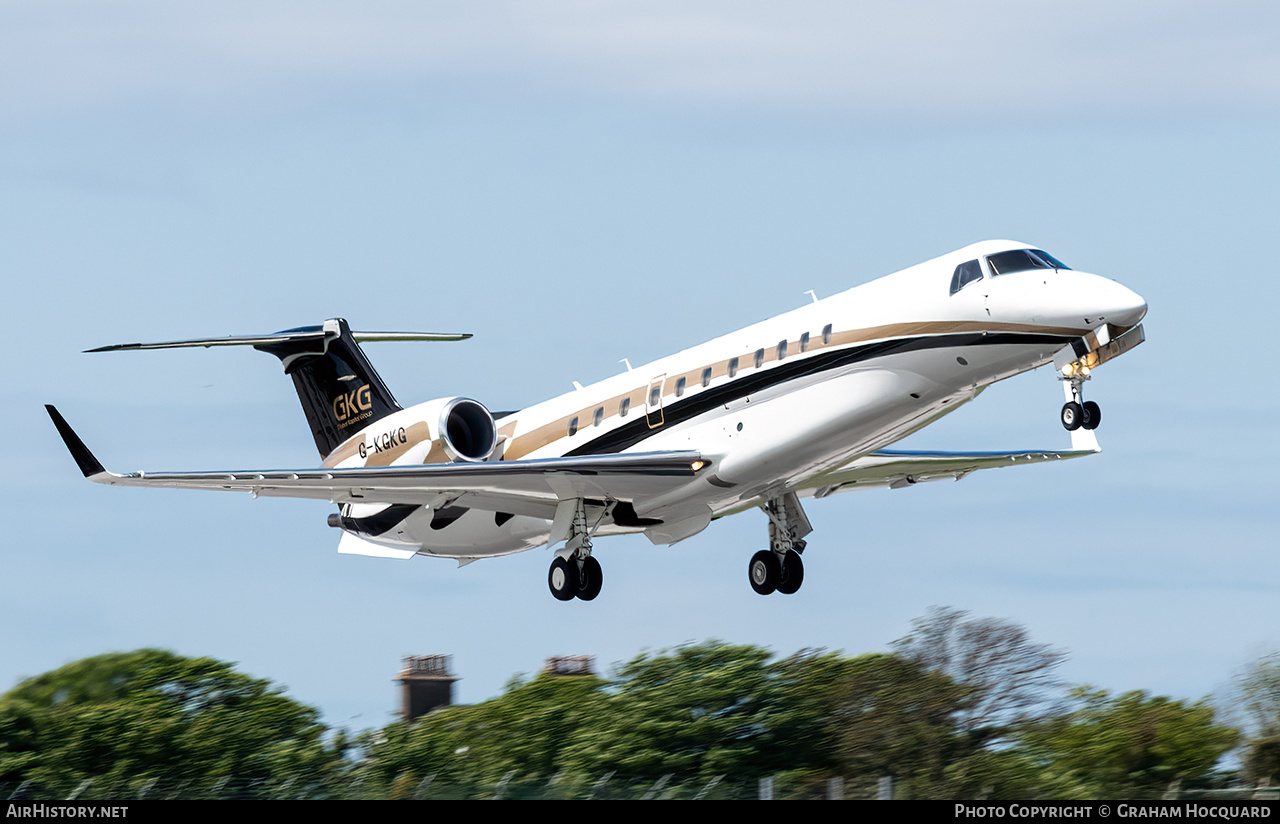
[3,1,1279,733]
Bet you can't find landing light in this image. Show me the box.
[691,460,708,472]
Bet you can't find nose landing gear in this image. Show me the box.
[1060,374,1101,432]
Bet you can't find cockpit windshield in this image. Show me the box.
[986,249,1071,276]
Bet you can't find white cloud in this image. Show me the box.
[3,1,1278,120]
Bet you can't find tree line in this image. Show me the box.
[0,607,1273,799]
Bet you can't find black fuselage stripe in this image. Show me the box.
[566,331,1072,457]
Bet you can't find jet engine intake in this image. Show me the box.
[434,397,498,462]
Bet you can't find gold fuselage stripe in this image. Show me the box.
[499,319,1083,461]
[318,319,1084,468]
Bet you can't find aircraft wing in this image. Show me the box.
[48,403,1094,522]
[800,445,1098,496]
[46,405,704,521]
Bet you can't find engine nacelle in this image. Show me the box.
[411,397,498,463]
[329,396,499,468]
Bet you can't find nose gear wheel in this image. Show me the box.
[1060,374,1101,431]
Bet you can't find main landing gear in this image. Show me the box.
[749,492,812,596]
[547,498,604,602]
[1060,373,1102,432]
[548,554,603,602]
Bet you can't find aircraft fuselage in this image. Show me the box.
[50,239,1147,600]
[325,240,1146,560]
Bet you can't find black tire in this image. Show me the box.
[1061,401,1083,431]
[776,550,805,595]
[1082,401,1101,430]
[749,550,780,595]
[548,557,579,601]
[577,556,603,601]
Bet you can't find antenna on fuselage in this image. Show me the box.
[804,290,819,303]
[619,358,632,372]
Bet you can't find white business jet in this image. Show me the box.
[47,240,1146,601]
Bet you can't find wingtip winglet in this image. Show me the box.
[45,405,108,478]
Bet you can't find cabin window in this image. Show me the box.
[568,416,579,436]
[728,357,739,378]
[822,324,832,344]
[701,367,713,387]
[649,385,661,406]
[777,340,787,360]
[950,259,983,295]
[675,376,687,397]
[800,331,810,352]
[619,397,630,417]
[593,407,604,427]
[754,348,765,368]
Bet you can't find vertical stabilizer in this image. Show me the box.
[253,319,401,457]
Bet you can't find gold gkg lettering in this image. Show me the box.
[333,384,373,422]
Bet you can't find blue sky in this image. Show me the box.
[4,1,1279,731]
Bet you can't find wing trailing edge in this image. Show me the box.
[45,405,707,520]
[807,445,1099,495]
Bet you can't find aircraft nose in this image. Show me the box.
[1099,280,1147,330]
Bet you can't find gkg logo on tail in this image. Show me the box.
[333,384,373,426]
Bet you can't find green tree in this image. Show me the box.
[1021,687,1238,796]
[1223,651,1280,785]
[0,649,337,793]
[560,641,791,779]
[1235,651,1280,740]
[832,653,974,797]
[363,669,609,791]
[363,641,857,793]
[893,606,1066,745]
[1243,736,1280,785]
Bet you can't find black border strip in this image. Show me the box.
[566,332,1073,457]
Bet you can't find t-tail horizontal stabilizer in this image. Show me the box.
[84,325,471,353]
[84,318,472,459]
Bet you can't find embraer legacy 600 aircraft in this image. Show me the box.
[48,241,1146,601]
